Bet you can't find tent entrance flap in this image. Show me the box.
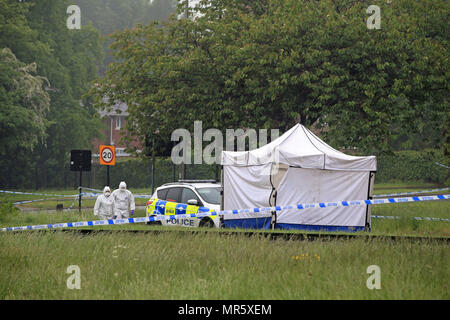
[269,163,288,229]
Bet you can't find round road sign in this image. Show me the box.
[99,145,115,166]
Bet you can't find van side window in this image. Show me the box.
[181,188,201,205]
[165,187,182,203]
[157,188,169,200]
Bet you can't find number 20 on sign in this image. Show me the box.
[99,145,116,166]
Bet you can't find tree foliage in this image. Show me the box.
[0,48,50,152]
[0,0,104,188]
[92,0,449,157]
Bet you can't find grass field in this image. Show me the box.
[0,231,448,299]
[0,183,448,299]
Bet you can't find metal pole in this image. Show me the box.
[107,165,110,187]
[220,166,224,228]
[364,171,376,232]
[186,0,189,19]
[78,170,82,212]
[151,136,155,194]
[172,160,176,182]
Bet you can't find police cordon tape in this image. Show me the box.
[373,187,450,198]
[11,193,100,205]
[1,194,449,232]
[4,186,448,204]
[0,190,80,198]
[435,162,450,170]
[0,189,152,206]
[372,215,450,222]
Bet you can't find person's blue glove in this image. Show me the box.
[130,210,134,216]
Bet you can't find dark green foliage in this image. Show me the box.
[91,0,448,158]
[0,0,176,189]
[376,150,450,184]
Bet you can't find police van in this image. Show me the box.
[146,180,222,228]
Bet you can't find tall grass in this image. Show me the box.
[0,231,448,299]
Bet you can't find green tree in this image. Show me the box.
[91,0,449,157]
[0,0,104,188]
[0,48,50,187]
[24,0,104,167]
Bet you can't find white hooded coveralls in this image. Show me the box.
[112,182,135,219]
[94,187,114,219]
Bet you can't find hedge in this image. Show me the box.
[375,149,449,185]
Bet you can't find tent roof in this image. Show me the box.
[221,124,376,171]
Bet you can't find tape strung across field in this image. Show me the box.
[373,187,450,198]
[0,189,152,206]
[1,194,449,232]
[435,162,450,170]
[0,190,81,198]
[4,187,448,205]
[372,215,450,222]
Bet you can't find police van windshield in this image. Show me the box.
[196,187,221,205]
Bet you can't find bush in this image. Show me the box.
[0,201,19,224]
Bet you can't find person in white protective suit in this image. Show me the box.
[93,186,114,219]
[111,181,135,219]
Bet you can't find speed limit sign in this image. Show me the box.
[99,145,116,166]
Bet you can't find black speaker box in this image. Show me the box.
[70,150,92,171]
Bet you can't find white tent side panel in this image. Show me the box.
[276,167,370,228]
[223,164,273,220]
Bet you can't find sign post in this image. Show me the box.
[99,145,116,187]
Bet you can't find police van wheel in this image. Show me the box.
[146,217,162,226]
[146,221,162,226]
[199,217,214,228]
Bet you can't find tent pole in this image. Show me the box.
[269,164,277,230]
[220,165,224,228]
[271,190,277,230]
[364,171,376,232]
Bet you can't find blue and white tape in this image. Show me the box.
[12,193,150,206]
[134,194,152,199]
[11,192,100,205]
[0,190,79,198]
[2,194,448,232]
[1,188,151,206]
[435,162,450,170]
[373,187,449,198]
[372,215,450,222]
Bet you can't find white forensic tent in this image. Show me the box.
[220,124,377,231]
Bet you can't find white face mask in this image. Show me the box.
[105,191,111,197]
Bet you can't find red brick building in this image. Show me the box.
[91,100,142,159]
